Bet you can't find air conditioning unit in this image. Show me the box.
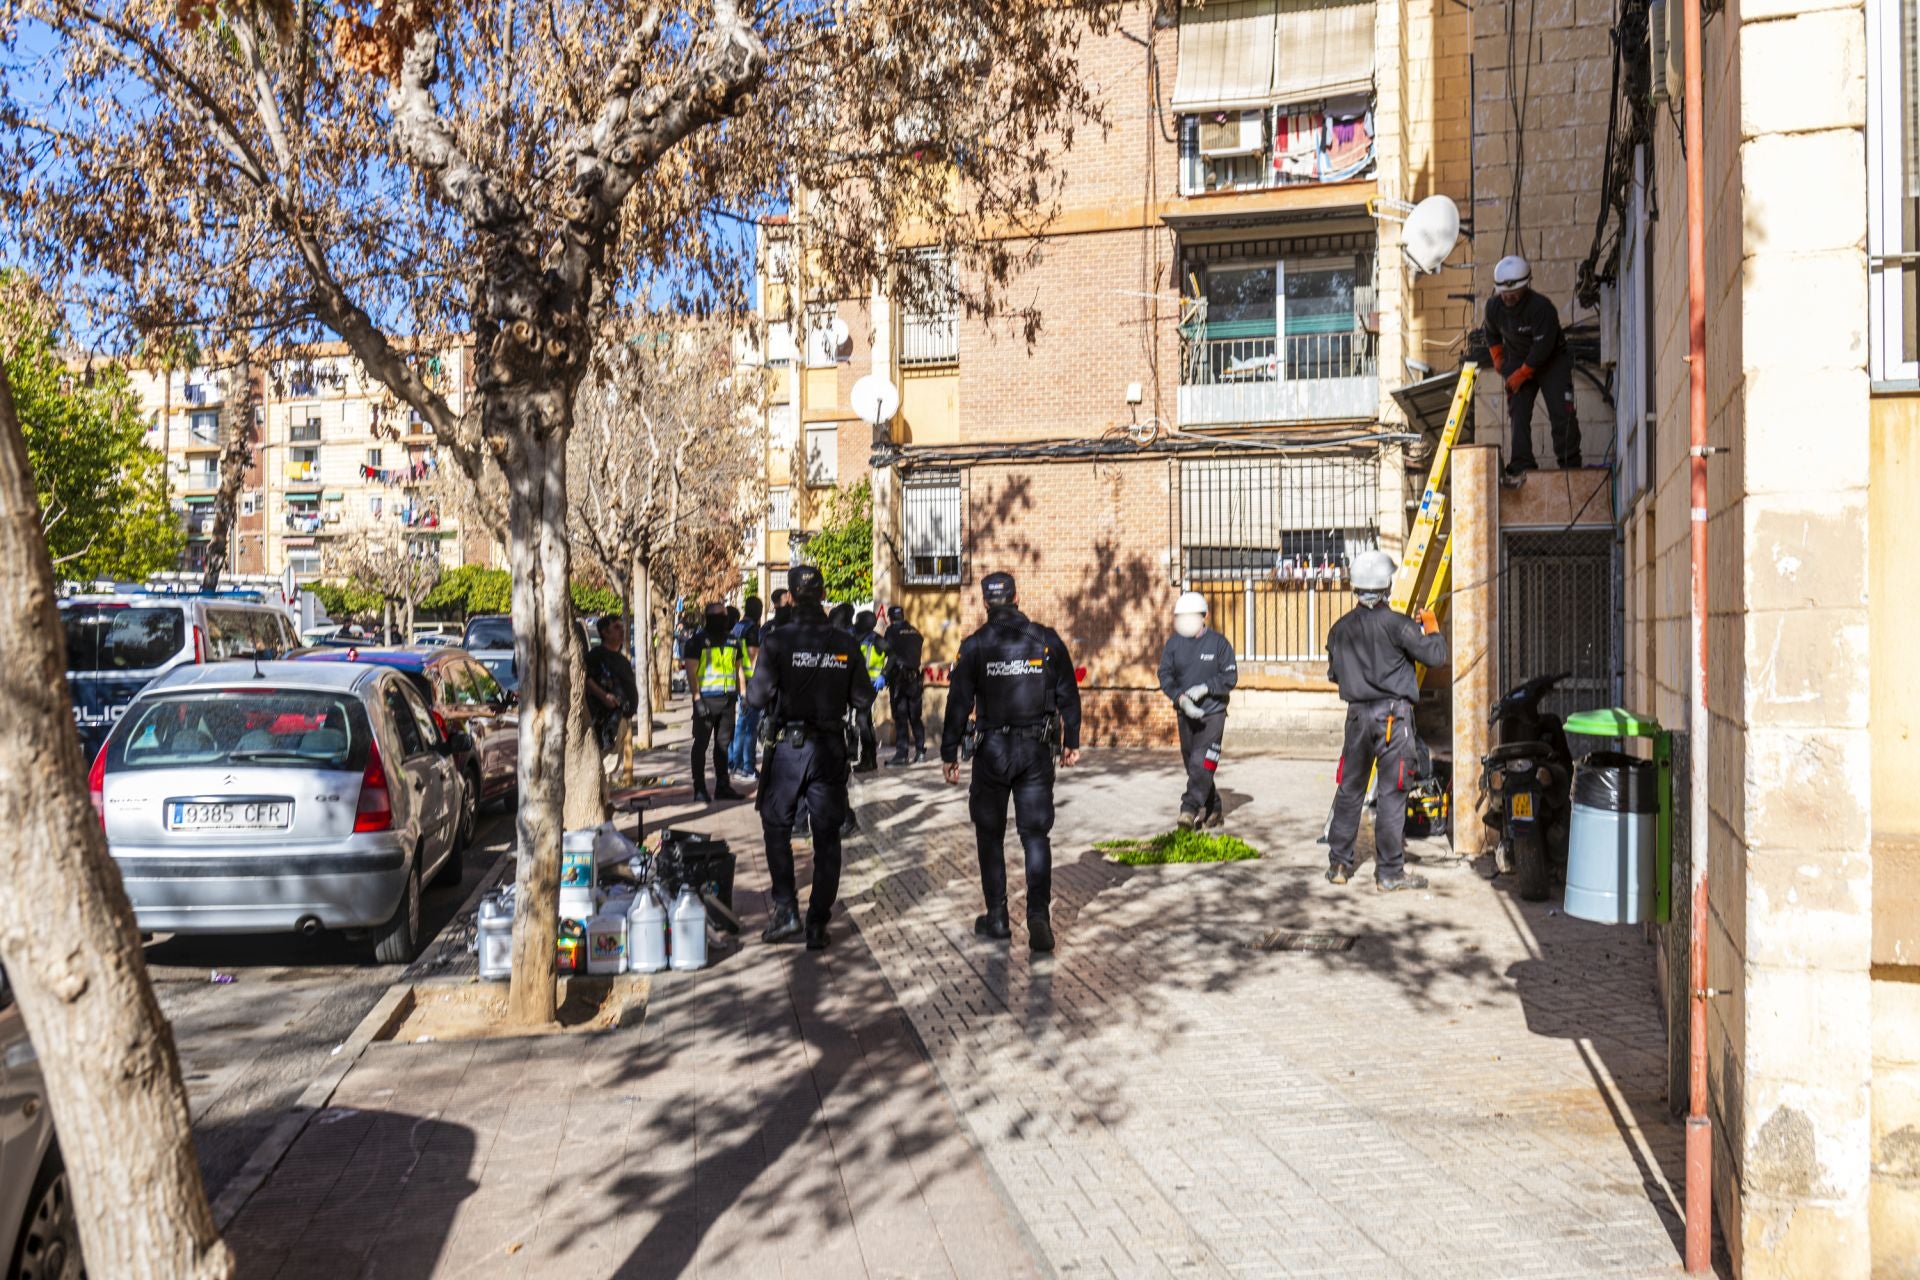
[1649,0,1680,104]
[1198,110,1265,158]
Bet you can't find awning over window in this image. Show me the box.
[182,494,215,505]
[1171,0,1279,113]
[1273,0,1376,104]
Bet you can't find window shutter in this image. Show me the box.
[1272,0,1376,105]
[1171,0,1280,112]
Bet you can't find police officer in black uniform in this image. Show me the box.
[1324,550,1450,892]
[746,565,875,950]
[941,572,1082,953]
[883,604,927,765]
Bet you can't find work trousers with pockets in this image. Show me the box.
[690,696,735,795]
[1327,697,1416,880]
[852,704,878,771]
[1505,347,1581,470]
[1177,710,1227,817]
[970,731,1057,919]
[757,734,850,926]
[729,704,761,777]
[889,681,926,758]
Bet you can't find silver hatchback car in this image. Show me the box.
[0,969,81,1279]
[93,662,467,963]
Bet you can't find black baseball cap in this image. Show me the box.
[855,609,876,632]
[981,572,1016,605]
[703,602,728,619]
[887,605,904,622]
[788,564,826,600]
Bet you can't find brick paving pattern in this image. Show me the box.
[222,732,1691,1278]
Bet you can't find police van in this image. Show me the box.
[60,592,301,763]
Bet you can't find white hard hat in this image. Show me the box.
[1494,255,1532,291]
[1174,591,1208,616]
[1350,550,1398,593]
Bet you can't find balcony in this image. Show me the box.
[183,469,220,492]
[184,427,222,451]
[285,461,320,484]
[900,314,958,366]
[1178,329,1378,427]
[285,511,325,535]
[183,511,218,538]
[289,422,322,445]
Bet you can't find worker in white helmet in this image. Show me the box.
[1485,255,1581,485]
[1324,550,1449,891]
[1158,590,1239,829]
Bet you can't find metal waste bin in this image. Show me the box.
[1564,751,1658,925]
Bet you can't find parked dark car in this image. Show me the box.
[292,647,518,845]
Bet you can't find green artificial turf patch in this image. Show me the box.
[1094,829,1261,865]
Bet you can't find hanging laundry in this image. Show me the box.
[1272,107,1322,182]
[1319,98,1375,181]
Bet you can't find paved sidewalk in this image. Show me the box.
[837,749,1691,1279]
[220,714,1694,1278]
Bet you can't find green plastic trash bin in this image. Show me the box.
[1565,752,1658,924]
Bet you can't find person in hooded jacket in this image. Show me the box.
[883,604,927,765]
[849,609,887,772]
[1158,591,1239,830]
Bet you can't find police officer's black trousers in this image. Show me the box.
[690,696,735,794]
[757,735,850,926]
[1327,698,1415,879]
[969,732,1055,918]
[889,682,926,758]
[853,704,878,770]
[1177,711,1226,816]
[1505,348,1580,470]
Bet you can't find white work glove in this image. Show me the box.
[1178,692,1206,719]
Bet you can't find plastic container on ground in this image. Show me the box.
[559,828,597,921]
[669,884,708,971]
[1564,751,1658,925]
[586,908,628,976]
[476,893,513,982]
[629,888,669,974]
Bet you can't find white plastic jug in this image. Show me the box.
[669,884,708,972]
[586,909,628,976]
[629,887,669,974]
[559,829,597,921]
[476,893,513,982]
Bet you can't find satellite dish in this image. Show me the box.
[829,316,850,348]
[851,374,900,427]
[1402,195,1461,274]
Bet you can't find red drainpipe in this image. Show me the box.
[1681,0,1713,1268]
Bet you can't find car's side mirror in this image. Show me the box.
[503,690,519,708]
[443,730,474,755]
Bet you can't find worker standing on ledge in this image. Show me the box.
[1485,255,1581,485]
[1324,550,1449,892]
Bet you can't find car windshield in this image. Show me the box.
[109,690,370,772]
[464,617,514,650]
[61,606,186,672]
[478,655,518,692]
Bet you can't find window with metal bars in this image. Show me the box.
[767,486,792,532]
[903,471,963,584]
[1173,454,1380,661]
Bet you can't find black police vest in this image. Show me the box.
[973,620,1054,727]
[774,623,859,724]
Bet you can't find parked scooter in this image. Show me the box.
[1479,673,1574,901]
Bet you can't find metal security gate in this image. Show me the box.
[1501,529,1616,722]
[1172,454,1381,662]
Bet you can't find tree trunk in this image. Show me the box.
[563,623,606,826]
[632,553,654,751]
[505,424,572,1027]
[382,601,394,647]
[199,354,253,594]
[0,367,235,1278]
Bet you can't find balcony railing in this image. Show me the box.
[289,423,322,444]
[286,512,324,534]
[186,426,222,449]
[1178,329,1378,427]
[285,461,319,483]
[184,469,220,492]
[900,314,958,366]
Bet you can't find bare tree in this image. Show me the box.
[570,317,762,750]
[333,527,445,643]
[0,364,234,1277]
[197,345,255,592]
[1,0,1123,1035]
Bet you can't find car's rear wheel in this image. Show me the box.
[373,855,421,965]
[11,1150,81,1280]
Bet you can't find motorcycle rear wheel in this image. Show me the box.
[1513,824,1550,902]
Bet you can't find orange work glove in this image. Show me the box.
[1418,609,1440,635]
[1489,343,1505,372]
[1505,364,1534,394]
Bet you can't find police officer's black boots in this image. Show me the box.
[973,904,1012,940]
[805,918,831,951]
[762,903,803,944]
[1027,910,1055,954]
[912,747,926,765]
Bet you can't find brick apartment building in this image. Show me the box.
[749,0,1480,749]
[126,343,493,587]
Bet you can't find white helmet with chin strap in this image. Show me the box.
[1494,255,1532,293]
[1350,549,1398,594]
[1173,590,1209,637]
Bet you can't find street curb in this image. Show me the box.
[209,978,414,1230]
[210,838,511,1231]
